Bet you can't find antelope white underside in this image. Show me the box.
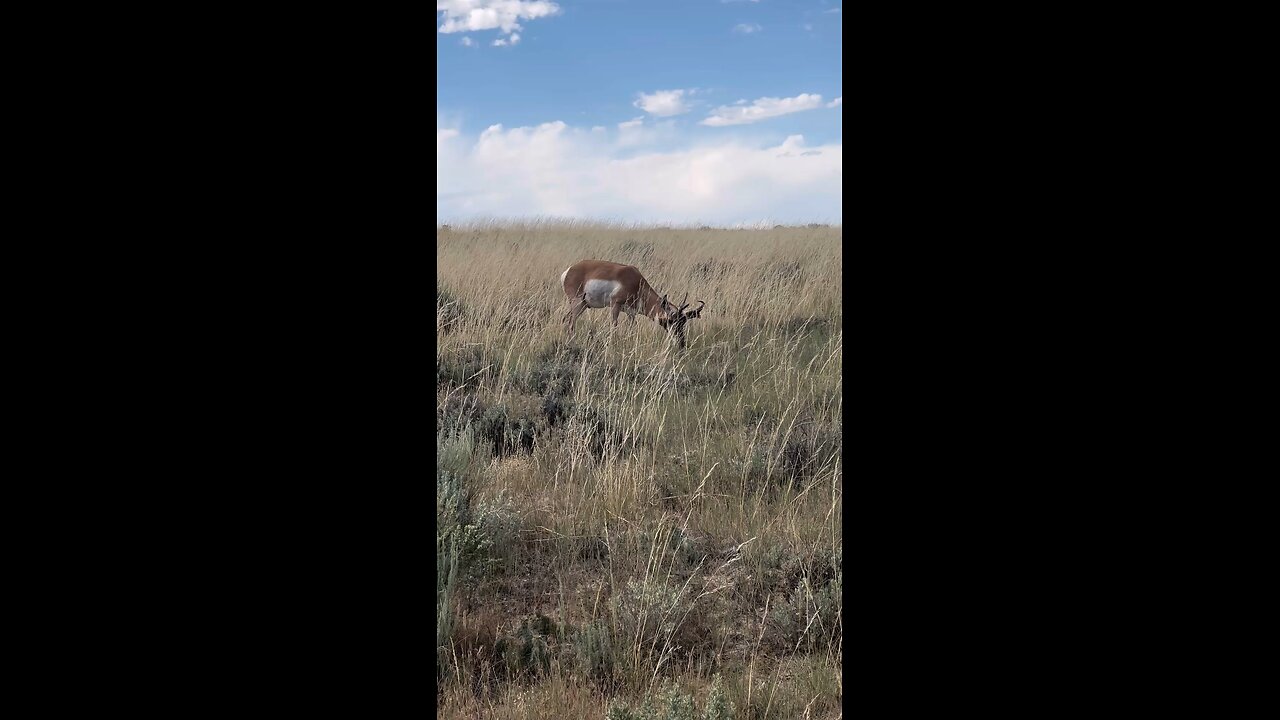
[582,279,622,308]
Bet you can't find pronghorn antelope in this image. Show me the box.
[560,260,705,349]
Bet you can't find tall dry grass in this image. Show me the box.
[437,220,842,719]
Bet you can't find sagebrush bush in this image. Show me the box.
[436,470,492,577]
[523,345,584,396]
[437,468,524,681]
[658,681,697,720]
[437,427,478,478]
[436,523,459,674]
[703,674,733,720]
[574,619,616,687]
[767,550,843,655]
[475,402,540,456]
[779,421,841,487]
[610,578,686,653]
[437,390,484,436]
[496,616,555,679]
[437,344,496,389]
[603,677,732,720]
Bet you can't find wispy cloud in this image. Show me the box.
[436,0,560,35]
[827,97,842,108]
[459,36,475,46]
[776,135,824,157]
[732,23,762,34]
[437,128,460,154]
[615,116,679,148]
[493,32,521,46]
[700,93,825,127]
[634,89,693,117]
[824,7,841,13]
[437,121,841,224]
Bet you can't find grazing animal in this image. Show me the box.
[560,260,706,349]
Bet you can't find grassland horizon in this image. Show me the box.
[438,220,842,719]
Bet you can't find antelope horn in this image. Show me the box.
[690,300,705,314]
[677,292,689,314]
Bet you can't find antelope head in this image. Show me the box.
[656,293,707,350]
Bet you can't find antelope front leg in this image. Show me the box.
[610,302,622,328]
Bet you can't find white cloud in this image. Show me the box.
[436,121,841,224]
[827,97,842,108]
[459,36,475,46]
[700,93,825,127]
[733,23,762,34]
[803,23,814,31]
[437,1,560,35]
[437,128,460,155]
[493,32,520,46]
[633,89,693,117]
[825,7,840,13]
[614,117,680,149]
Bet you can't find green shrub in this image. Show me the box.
[436,470,491,574]
[496,615,556,679]
[658,681,697,720]
[541,388,573,428]
[732,443,771,488]
[667,525,704,566]
[610,578,685,655]
[437,426,477,478]
[436,468,518,580]
[574,619,616,686]
[523,345,583,396]
[437,344,495,389]
[768,549,842,654]
[437,390,484,436]
[779,421,840,486]
[436,524,460,675]
[572,403,631,459]
[604,680,724,720]
[605,699,636,720]
[702,674,733,720]
[476,402,539,456]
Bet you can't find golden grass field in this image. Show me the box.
[437,220,842,719]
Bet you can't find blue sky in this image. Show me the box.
[437,1,842,225]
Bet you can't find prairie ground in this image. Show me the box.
[437,220,842,719]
